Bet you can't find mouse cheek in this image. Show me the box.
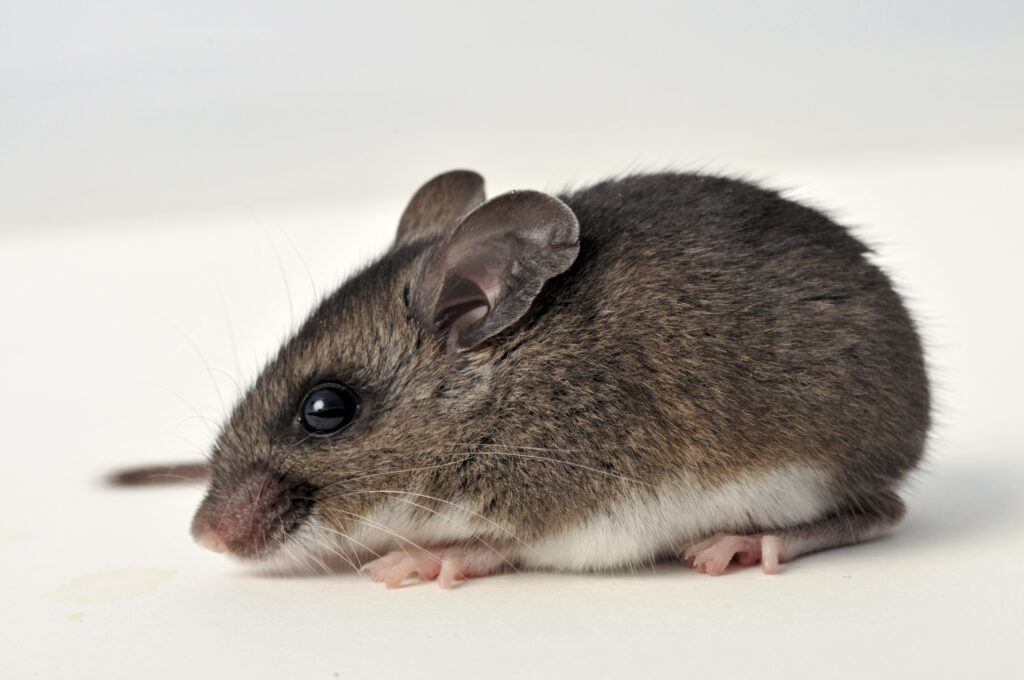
[190,467,314,560]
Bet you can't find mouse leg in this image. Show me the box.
[681,492,905,575]
[362,543,514,589]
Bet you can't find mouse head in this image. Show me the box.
[190,170,579,562]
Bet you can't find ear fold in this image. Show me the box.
[394,170,486,247]
[411,190,580,352]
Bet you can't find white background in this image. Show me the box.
[2,1,1022,678]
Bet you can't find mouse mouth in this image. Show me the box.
[191,466,318,560]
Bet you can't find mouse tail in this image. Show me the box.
[105,462,211,486]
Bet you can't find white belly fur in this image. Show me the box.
[518,463,833,571]
[300,463,834,572]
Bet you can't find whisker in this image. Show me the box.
[445,449,649,486]
[302,531,358,574]
[206,367,246,405]
[310,449,647,487]
[272,217,319,305]
[326,508,441,565]
[156,432,215,463]
[252,212,296,331]
[319,489,526,545]
[183,335,228,419]
[297,538,333,575]
[306,446,646,501]
[165,407,221,439]
[311,523,383,564]
[386,496,520,573]
[291,539,321,577]
[248,468,273,544]
[216,282,245,385]
[310,457,475,495]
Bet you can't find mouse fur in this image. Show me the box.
[190,170,929,583]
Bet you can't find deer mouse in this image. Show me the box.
[186,170,929,588]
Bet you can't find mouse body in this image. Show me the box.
[190,170,929,586]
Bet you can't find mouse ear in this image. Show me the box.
[412,190,580,352]
[394,170,486,247]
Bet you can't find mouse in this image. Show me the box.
[176,169,929,588]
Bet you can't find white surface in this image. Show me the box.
[2,149,1023,679]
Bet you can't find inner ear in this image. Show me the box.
[433,248,506,345]
[434,275,491,348]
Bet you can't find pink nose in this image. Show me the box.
[190,465,299,559]
[195,527,228,553]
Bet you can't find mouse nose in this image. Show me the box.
[190,465,314,560]
[194,527,227,553]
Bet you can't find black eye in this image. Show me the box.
[299,384,359,435]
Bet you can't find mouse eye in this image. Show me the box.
[299,384,359,436]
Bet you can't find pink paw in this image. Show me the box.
[683,533,784,576]
[361,546,506,589]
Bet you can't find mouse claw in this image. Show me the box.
[438,557,469,589]
[360,551,405,581]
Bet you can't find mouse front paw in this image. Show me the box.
[361,545,511,589]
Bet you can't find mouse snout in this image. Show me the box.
[190,466,315,560]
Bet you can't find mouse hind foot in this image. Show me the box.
[681,492,906,576]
